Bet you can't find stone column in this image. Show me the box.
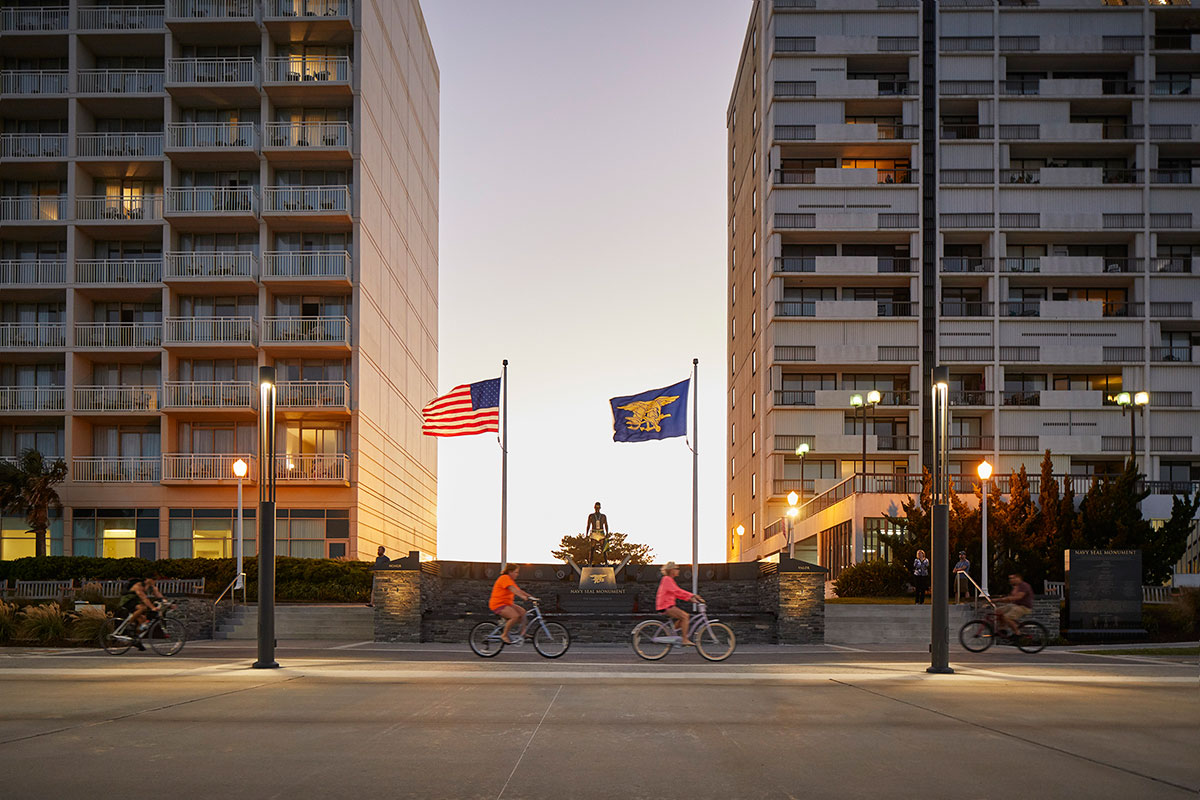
[373,567,422,642]
[775,558,827,644]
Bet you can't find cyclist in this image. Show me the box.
[489,564,535,645]
[656,562,703,647]
[993,571,1034,639]
[118,575,166,651]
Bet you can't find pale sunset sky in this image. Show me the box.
[421,1,751,564]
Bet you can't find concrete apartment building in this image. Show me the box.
[727,0,1200,575]
[0,0,439,561]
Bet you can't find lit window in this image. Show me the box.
[752,473,757,498]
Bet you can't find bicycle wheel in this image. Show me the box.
[99,618,134,655]
[1016,620,1048,654]
[631,620,672,661]
[959,619,994,653]
[532,622,570,659]
[146,617,187,656]
[694,622,736,662]
[469,621,504,658]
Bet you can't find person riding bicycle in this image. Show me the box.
[657,562,703,647]
[118,575,166,651]
[993,572,1034,639]
[489,564,535,645]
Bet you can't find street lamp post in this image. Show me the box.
[786,490,800,559]
[929,366,953,675]
[253,366,279,670]
[232,458,248,601]
[795,442,809,506]
[1116,390,1149,468]
[976,460,992,598]
[734,524,745,562]
[849,390,880,492]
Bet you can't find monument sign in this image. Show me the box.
[1065,549,1144,637]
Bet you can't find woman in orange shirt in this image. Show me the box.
[489,564,534,644]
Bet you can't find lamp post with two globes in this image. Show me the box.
[1115,390,1149,468]
[849,390,881,492]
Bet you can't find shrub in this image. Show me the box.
[70,606,110,644]
[833,559,912,598]
[19,602,69,644]
[76,581,105,605]
[0,602,18,643]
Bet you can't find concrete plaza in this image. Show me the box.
[0,642,1196,799]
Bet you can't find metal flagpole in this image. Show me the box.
[691,358,699,596]
[500,359,508,572]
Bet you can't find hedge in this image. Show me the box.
[832,559,912,598]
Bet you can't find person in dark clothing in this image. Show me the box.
[374,546,391,569]
[912,549,931,604]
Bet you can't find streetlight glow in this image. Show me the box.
[786,507,798,518]
[1116,391,1132,407]
[795,442,809,456]
[1134,390,1149,406]
[232,458,248,478]
[736,525,745,537]
[976,460,992,481]
[850,393,863,408]
[787,490,799,507]
[866,389,881,405]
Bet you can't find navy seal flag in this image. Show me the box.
[609,379,690,443]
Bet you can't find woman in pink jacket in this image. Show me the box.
[656,561,704,646]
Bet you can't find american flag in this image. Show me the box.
[421,377,501,437]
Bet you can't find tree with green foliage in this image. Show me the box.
[0,449,68,558]
[1143,490,1200,586]
[550,531,653,566]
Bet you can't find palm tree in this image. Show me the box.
[0,449,68,558]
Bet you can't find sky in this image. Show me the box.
[420,1,751,565]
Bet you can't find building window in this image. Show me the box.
[752,108,758,132]
[169,508,255,559]
[751,431,756,455]
[731,494,735,515]
[731,386,736,408]
[731,316,735,340]
[751,311,756,335]
[731,422,736,446]
[752,151,757,175]
[751,473,757,498]
[2,511,62,559]
[752,269,757,294]
[751,391,757,417]
[821,521,854,577]
[863,517,902,564]
[732,282,736,306]
[72,508,157,559]
[751,512,757,539]
[752,230,757,255]
[277,508,350,558]
[752,188,757,213]
[751,350,757,375]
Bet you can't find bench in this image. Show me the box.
[13,580,74,600]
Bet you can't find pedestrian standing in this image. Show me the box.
[953,551,971,604]
[913,549,931,605]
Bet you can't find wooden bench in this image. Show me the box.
[13,580,74,600]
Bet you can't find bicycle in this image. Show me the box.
[99,599,188,656]
[469,598,570,659]
[631,603,736,662]
[954,570,1047,654]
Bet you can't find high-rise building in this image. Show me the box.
[727,0,1199,572]
[0,0,439,561]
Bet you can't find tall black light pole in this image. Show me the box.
[253,365,279,669]
[849,389,880,492]
[928,366,953,674]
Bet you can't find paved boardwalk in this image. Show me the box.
[0,642,1196,799]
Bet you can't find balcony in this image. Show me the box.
[1000,301,1041,317]
[0,260,66,285]
[1151,347,1191,363]
[941,346,991,362]
[775,300,915,319]
[940,301,993,317]
[165,187,259,216]
[1001,256,1140,275]
[0,386,64,412]
[950,435,985,451]
[75,322,162,349]
[78,5,166,30]
[0,6,68,31]
[0,196,68,221]
[0,71,69,95]
[775,167,917,186]
[1000,436,1038,452]
[262,316,350,346]
[940,257,992,273]
[73,456,161,483]
[1152,257,1193,274]
[164,252,257,281]
[877,435,917,451]
[74,258,163,284]
[949,390,992,406]
[264,56,351,84]
[75,195,163,222]
[164,381,255,409]
[164,316,257,346]
[774,390,814,407]
[262,251,350,280]
[78,70,165,94]
[276,380,349,410]
[167,58,258,86]
[0,133,67,159]
[162,453,253,482]
[166,0,255,20]
[0,323,66,348]
[267,0,352,17]
[1002,390,1041,407]
[276,453,348,482]
[77,133,164,158]
[263,185,351,216]
[1150,302,1192,319]
[73,386,160,412]
[1102,347,1143,363]
[263,121,351,151]
[166,122,257,151]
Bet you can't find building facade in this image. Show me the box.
[728,0,1199,571]
[0,0,439,561]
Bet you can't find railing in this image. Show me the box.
[1103,213,1142,229]
[78,5,165,29]
[1000,436,1038,452]
[73,385,160,412]
[941,36,991,51]
[774,213,815,229]
[0,386,64,412]
[941,213,992,228]
[941,346,992,362]
[73,456,161,483]
[0,322,66,348]
[166,0,255,18]
[950,435,984,450]
[878,214,918,229]
[276,380,349,409]
[1151,78,1193,96]
[770,480,814,498]
[264,56,351,83]
[877,435,917,451]
[774,390,815,407]
[0,70,69,94]
[165,251,257,280]
[877,257,914,273]
[166,122,256,149]
[1001,168,1040,184]
[877,301,916,317]
[776,302,815,317]
[940,301,993,317]
[949,390,992,406]
[75,322,162,348]
[940,257,991,273]
[263,185,350,213]
[878,346,918,362]
[940,169,991,184]
[1102,302,1141,318]
[876,168,916,184]
[775,170,815,185]
[941,124,991,140]
[1152,34,1192,50]
[877,124,918,140]
[878,390,915,406]
[269,0,351,16]
[164,316,257,345]
[166,187,258,214]
[0,133,67,158]
[0,260,66,284]
[775,346,815,362]
[262,315,350,345]
[1102,168,1139,184]
[1150,302,1192,318]
[1151,213,1193,229]
[74,258,162,284]
[1102,346,1143,362]
[1152,257,1192,274]
[168,58,258,84]
[940,80,991,95]
[1149,124,1194,140]
[1151,391,1190,408]
[1000,257,1039,273]
[77,70,164,94]
[276,453,349,481]
[774,257,815,273]
[774,125,815,141]
[1002,390,1040,407]
[775,37,815,53]
[1001,301,1040,317]
[165,381,255,408]
[77,132,164,158]
[878,36,918,51]
[1101,436,1131,453]
[774,0,816,8]
[1152,436,1192,453]
[775,81,816,97]
[76,195,162,221]
[262,250,351,279]
[163,453,254,481]
[264,121,351,148]
[1151,169,1192,185]
[1000,346,1039,362]
[0,195,68,221]
[1151,347,1191,363]
[0,6,68,30]
[875,80,914,96]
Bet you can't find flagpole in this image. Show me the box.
[691,358,699,596]
[501,359,508,572]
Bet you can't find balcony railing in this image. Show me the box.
[0,133,66,158]
[877,435,917,451]
[166,122,257,149]
[1000,346,1039,362]
[76,195,163,221]
[164,381,255,408]
[75,322,162,349]
[949,390,992,406]
[1151,347,1191,363]
[264,56,351,83]
[941,346,991,362]
[941,301,993,317]
[268,0,351,17]
[0,323,66,348]
[941,123,991,140]
[263,185,350,213]
[168,58,258,85]
[950,435,985,451]
[878,346,918,362]
[1102,347,1143,362]
[165,187,258,215]
[77,70,165,94]
[164,316,257,345]
[162,453,254,481]
[264,121,351,148]
[0,70,69,94]
[775,37,816,53]
[775,346,815,362]
[165,251,257,280]
[0,386,64,412]
[262,251,350,279]
[73,385,160,412]
[774,390,815,407]
[0,6,68,31]
[74,456,161,483]
[0,260,66,284]
[1151,169,1192,185]
[74,258,162,284]
[1152,257,1192,274]
[877,301,916,317]
[775,81,816,97]
[276,380,349,409]
[1150,302,1192,318]
[276,453,348,481]
[262,316,350,345]
[0,196,68,221]
[77,133,164,158]
[1001,301,1040,317]
[78,5,165,29]
[940,257,991,273]
[166,0,255,19]
[1002,390,1041,407]
[1000,436,1038,452]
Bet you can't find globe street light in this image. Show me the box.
[734,524,745,562]
[850,390,880,492]
[1116,390,1149,468]
[976,459,993,597]
[795,442,810,506]
[232,458,248,598]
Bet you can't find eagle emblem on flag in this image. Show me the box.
[617,395,680,433]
